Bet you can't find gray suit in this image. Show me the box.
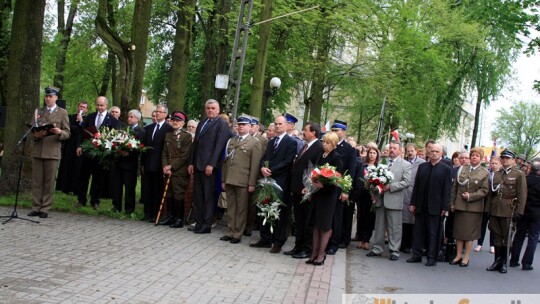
[371,157,411,257]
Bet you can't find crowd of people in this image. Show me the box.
[27,89,540,272]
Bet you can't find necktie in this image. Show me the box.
[152,123,160,139]
[298,143,308,158]
[388,159,394,168]
[200,118,212,132]
[96,113,103,128]
[273,137,280,151]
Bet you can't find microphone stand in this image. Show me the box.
[1,124,40,224]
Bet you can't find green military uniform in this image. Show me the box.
[451,165,490,240]
[222,133,262,240]
[486,165,527,273]
[30,94,70,217]
[161,128,192,225]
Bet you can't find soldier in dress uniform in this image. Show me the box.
[159,111,192,228]
[250,117,268,149]
[220,116,263,243]
[28,86,70,218]
[284,113,303,154]
[486,149,527,273]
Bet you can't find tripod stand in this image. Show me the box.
[1,125,40,224]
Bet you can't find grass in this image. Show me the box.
[0,182,146,221]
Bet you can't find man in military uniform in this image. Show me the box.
[28,86,71,218]
[245,117,266,236]
[486,149,527,273]
[327,120,357,253]
[284,113,303,154]
[220,116,262,243]
[160,111,192,228]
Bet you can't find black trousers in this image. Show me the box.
[260,191,291,247]
[193,170,216,230]
[142,171,165,218]
[401,223,414,250]
[292,192,314,251]
[110,167,137,213]
[77,157,106,205]
[341,201,355,246]
[412,211,442,260]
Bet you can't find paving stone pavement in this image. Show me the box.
[0,207,346,304]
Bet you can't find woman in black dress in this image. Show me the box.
[352,147,379,250]
[306,132,343,266]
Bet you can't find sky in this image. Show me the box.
[479,47,540,147]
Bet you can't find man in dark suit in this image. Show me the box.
[327,120,357,254]
[407,143,452,266]
[111,109,145,215]
[140,105,172,221]
[250,115,297,253]
[76,96,119,209]
[286,122,324,258]
[187,99,231,233]
[56,101,88,194]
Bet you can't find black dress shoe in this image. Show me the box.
[220,236,232,241]
[27,211,41,217]
[39,212,48,218]
[326,247,338,255]
[292,251,310,259]
[449,258,462,265]
[407,256,422,263]
[425,259,437,266]
[509,260,520,267]
[522,265,534,271]
[400,248,411,254]
[249,240,272,248]
[366,251,381,257]
[159,217,175,226]
[313,255,326,266]
[194,228,211,234]
[269,245,282,254]
[187,225,198,231]
[283,247,299,256]
[459,261,469,267]
[170,220,184,228]
[230,238,241,244]
[243,230,252,237]
[389,255,399,261]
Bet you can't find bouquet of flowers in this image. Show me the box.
[364,164,394,210]
[253,177,285,233]
[301,163,353,203]
[81,127,151,168]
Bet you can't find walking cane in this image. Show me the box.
[155,174,171,226]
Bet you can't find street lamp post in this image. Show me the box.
[261,77,281,126]
[405,132,415,144]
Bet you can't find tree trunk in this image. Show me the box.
[0,0,45,193]
[98,49,115,96]
[249,0,273,119]
[53,0,78,96]
[0,0,12,107]
[95,0,133,110]
[166,0,196,112]
[470,90,482,149]
[200,0,232,112]
[129,0,152,121]
[308,28,332,124]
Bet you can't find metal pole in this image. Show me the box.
[376,94,387,146]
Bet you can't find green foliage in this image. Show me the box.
[491,101,540,158]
